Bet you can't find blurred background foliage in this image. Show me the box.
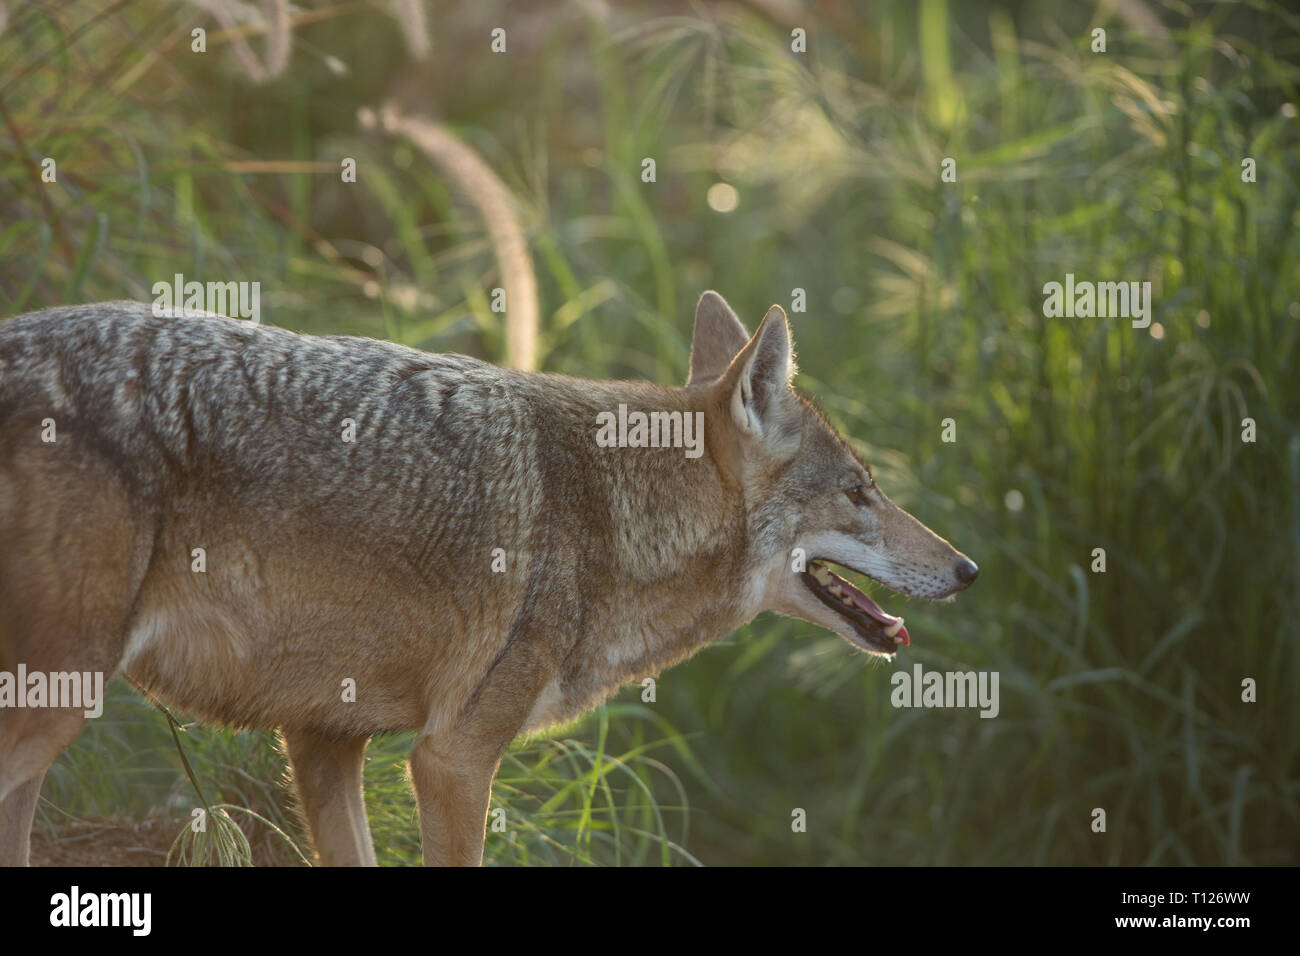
[1,0,1297,865]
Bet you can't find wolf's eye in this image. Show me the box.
[845,485,871,507]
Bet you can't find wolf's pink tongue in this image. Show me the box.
[846,590,909,644]
[847,590,896,625]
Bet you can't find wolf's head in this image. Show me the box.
[688,291,978,657]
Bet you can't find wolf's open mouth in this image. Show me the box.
[800,559,909,656]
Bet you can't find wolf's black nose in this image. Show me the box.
[955,558,979,584]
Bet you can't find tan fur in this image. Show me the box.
[0,293,975,866]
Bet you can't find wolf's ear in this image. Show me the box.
[687,291,750,386]
[725,305,797,440]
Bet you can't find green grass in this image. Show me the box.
[3,0,1298,864]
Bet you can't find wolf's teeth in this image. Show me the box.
[884,618,904,638]
[841,594,854,607]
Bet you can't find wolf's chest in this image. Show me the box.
[520,624,669,731]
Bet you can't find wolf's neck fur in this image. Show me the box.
[508,375,757,718]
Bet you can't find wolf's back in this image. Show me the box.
[0,301,548,556]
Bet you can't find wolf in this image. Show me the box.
[0,292,977,866]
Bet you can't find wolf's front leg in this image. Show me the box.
[410,639,557,866]
[408,734,504,866]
